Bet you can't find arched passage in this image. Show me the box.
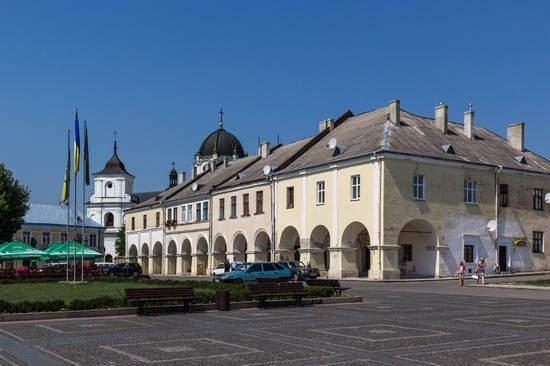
[398,219,437,278]
[140,243,150,274]
[152,241,163,275]
[342,222,370,277]
[212,234,227,270]
[181,239,192,274]
[232,232,248,264]
[196,237,208,275]
[167,240,177,275]
[253,230,271,262]
[310,225,330,271]
[279,226,300,261]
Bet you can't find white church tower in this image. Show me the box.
[87,140,135,262]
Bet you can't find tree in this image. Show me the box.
[0,163,30,243]
[115,225,126,256]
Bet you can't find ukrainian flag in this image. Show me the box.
[74,109,80,173]
[60,138,71,205]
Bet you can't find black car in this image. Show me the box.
[104,263,143,278]
[278,261,320,281]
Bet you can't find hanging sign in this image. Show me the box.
[513,238,527,247]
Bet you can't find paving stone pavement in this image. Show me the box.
[0,276,550,365]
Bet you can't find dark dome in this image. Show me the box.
[198,127,245,159]
[95,141,134,177]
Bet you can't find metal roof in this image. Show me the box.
[24,204,104,228]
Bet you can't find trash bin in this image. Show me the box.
[215,290,230,311]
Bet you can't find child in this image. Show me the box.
[457,260,466,286]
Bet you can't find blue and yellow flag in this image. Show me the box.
[84,121,90,185]
[60,131,71,205]
[74,109,80,173]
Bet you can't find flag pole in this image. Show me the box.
[66,129,70,282]
[81,121,87,282]
[73,108,80,282]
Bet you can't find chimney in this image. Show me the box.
[191,166,197,179]
[178,172,186,184]
[389,99,400,124]
[464,110,474,139]
[319,118,334,133]
[435,103,448,134]
[223,157,229,168]
[507,122,525,151]
[259,141,270,158]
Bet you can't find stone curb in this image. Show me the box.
[0,296,362,322]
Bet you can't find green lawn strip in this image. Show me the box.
[0,278,335,313]
[501,279,550,287]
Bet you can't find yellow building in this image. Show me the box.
[125,102,550,279]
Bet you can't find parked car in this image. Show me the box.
[278,261,320,281]
[103,263,142,277]
[215,262,290,284]
[212,262,243,276]
[94,262,114,270]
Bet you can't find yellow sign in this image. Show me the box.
[513,238,527,247]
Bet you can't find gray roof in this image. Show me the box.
[24,204,104,228]
[281,107,550,174]
[94,141,135,177]
[216,137,315,189]
[131,191,163,204]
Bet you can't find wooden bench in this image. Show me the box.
[247,282,307,308]
[124,287,200,315]
[305,279,351,295]
[256,277,288,284]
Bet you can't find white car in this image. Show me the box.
[212,262,243,276]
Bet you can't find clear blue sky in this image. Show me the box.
[1,1,549,206]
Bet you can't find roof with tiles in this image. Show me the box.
[216,137,316,189]
[280,105,550,174]
[24,204,104,228]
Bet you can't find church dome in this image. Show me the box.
[197,110,245,159]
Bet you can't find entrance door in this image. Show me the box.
[498,246,507,272]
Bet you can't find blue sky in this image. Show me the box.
[1,1,549,206]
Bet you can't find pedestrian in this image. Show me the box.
[457,260,466,286]
[399,256,407,278]
[231,258,237,271]
[475,257,486,285]
[224,259,230,273]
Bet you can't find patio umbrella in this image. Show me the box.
[41,241,102,261]
[0,240,49,261]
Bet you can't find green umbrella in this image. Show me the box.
[0,240,49,261]
[41,241,102,261]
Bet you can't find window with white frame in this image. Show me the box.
[413,175,425,200]
[195,201,208,222]
[173,207,178,223]
[89,234,97,247]
[201,201,209,221]
[533,189,544,210]
[42,232,51,246]
[181,204,193,223]
[533,231,543,253]
[230,196,237,218]
[219,198,225,220]
[351,175,360,200]
[317,181,325,205]
[464,180,477,204]
[22,231,31,245]
[167,208,172,221]
[60,232,68,243]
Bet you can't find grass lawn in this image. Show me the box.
[0,281,149,303]
[504,279,550,287]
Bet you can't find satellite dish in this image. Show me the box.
[327,138,337,150]
[545,193,550,204]
[192,182,199,191]
[263,165,272,175]
[486,220,497,232]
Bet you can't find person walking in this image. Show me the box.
[399,257,407,278]
[231,258,237,271]
[457,260,466,286]
[475,257,486,285]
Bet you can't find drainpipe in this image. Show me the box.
[495,165,503,272]
[270,175,276,262]
[160,199,166,276]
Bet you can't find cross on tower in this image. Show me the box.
[219,108,224,129]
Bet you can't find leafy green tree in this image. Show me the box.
[115,225,126,256]
[0,163,30,243]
